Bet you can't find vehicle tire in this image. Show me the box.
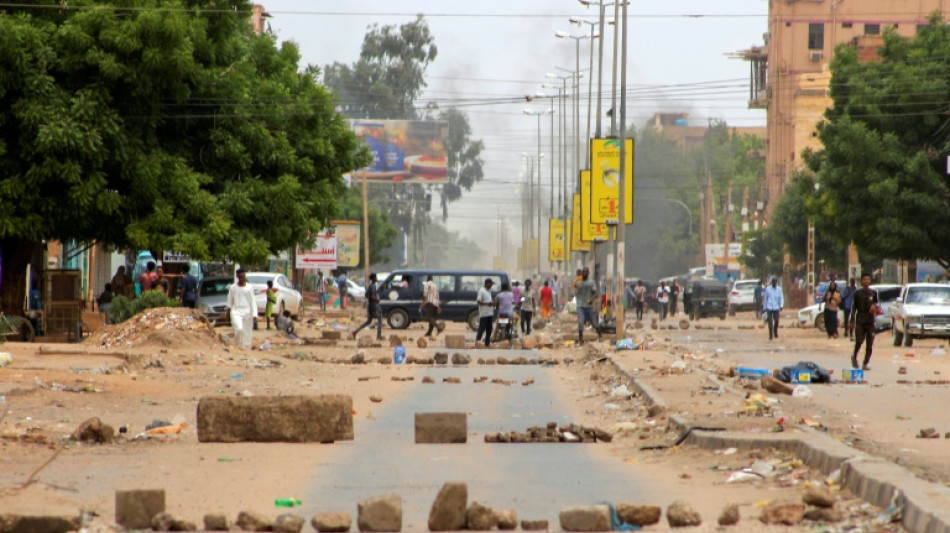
[467,310,480,331]
[292,301,303,321]
[728,305,736,316]
[903,332,914,347]
[892,324,903,346]
[387,308,410,330]
[2,317,34,342]
[815,314,825,332]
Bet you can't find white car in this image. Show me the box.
[797,284,901,332]
[244,272,303,318]
[728,280,760,315]
[890,283,950,347]
[345,279,366,301]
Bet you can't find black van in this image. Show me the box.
[378,270,510,331]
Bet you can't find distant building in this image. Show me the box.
[250,4,270,36]
[644,112,766,154]
[736,1,947,217]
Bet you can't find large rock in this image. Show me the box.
[451,352,471,365]
[444,335,466,349]
[197,395,353,443]
[717,503,739,526]
[559,505,611,532]
[428,482,467,531]
[70,417,114,443]
[417,337,428,348]
[415,412,467,444]
[115,489,165,529]
[803,507,844,522]
[465,502,497,531]
[522,337,538,349]
[323,330,342,340]
[236,510,272,531]
[357,336,374,348]
[203,514,231,531]
[759,501,804,525]
[433,352,449,365]
[520,519,549,531]
[494,509,517,530]
[274,513,306,533]
[311,512,352,532]
[666,501,702,528]
[616,504,661,526]
[151,512,195,532]
[802,484,835,508]
[0,515,81,533]
[761,375,794,395]
[358,494,402,532]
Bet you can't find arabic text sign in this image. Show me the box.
[335,223,361,268]
[296,232,337,270]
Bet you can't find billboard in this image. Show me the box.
[351,120,450,183]
[296,232,337,270]
[579,170,609,241]
[548,218,566,262]
[571,194,590,252]
[589,138,634,225]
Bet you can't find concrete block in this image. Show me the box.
[444,335,466,349]
[559,505,610,532]
[115,489,165,529]
[358,494,402,532]
[0,515,81,533]
[415,412,467,444]
[428,482,467,531]
[311,512,351,532]
[197,395,353,443]
[323,330,342,340]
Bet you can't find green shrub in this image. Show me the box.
[107,291,180,324]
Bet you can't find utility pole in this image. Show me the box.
[613,0,628,339]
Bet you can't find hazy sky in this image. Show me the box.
[267,1,769,258]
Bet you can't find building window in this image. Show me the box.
[808,23,825,50]
[865,23,880,35]
[842,22,853,28]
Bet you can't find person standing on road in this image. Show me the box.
[551,275,559,310]
[316,270,329,312]
[762,277,784,340]
[475,278,495,347]
[337,270,348,309]
[179,264,198,309]
[822,281,841,339]
[633,281,647,321]
[353,273,383,340]
[657,282,670,320]
[574,267,600,343]
[670,281,680,316]
[264,280,277,330]
[841,278,857,340]
[495,282,515,340]
[422,275,444,337]
[753,280,764,319]
[140,261,157,293]
[227,269,258,350]
[539,280,553,319]
[521,279,536,335]
[850,273,880,371]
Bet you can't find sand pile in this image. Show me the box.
[91,307,222,350]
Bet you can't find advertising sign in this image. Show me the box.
[571,194,590,252]
[579,170,609,241]
[351,120,450,183]
[704,243,742,271]
[296,232,337,270]
[589,138,634,224]
[548,218,566,262]
[334,222,361,268]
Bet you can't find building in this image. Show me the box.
[737,0,949,218]
[645,112,766,154]
[250,4,270,36]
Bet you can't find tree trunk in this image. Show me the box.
[0,239,44,316]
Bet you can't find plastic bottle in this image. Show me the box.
[275,498,302,507]
[394,345,406,364]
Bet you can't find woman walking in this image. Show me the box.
[822,281,841,339]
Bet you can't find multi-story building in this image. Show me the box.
[738,0,950,218]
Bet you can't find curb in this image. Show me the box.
[606,357,667,417]
[608,355,950,533]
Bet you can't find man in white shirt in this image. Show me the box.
[475,278,495,347]
[423,275,444,337]
[227,269,258,349]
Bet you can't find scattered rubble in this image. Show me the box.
[484,423,611,443]
[93,308,219,351]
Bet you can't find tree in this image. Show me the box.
[767,172,847,270]
[804,14,950,268]
[339,186,398,266]
[0,1,367,310]
[437,108,484,220]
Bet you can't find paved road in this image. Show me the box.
[301,349,652,530]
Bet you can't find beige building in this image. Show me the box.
[739,0,950,218]
[250,4,270,36]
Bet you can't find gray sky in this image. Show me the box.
[267,1,768,264]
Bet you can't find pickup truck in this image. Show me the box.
[890,283,950,347]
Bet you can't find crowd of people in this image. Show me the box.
[97,262,200,324]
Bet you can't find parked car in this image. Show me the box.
[345,278,366,301]
[890,283,950,347]
[196,276,233,327]
[797,284,901,332]
[727,279,760,315]
[244,272,303,318]
[687,279,728,320]
[378,269,509,330]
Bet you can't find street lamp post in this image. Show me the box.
[525,109,553,275]
[613,0,628,339]
[569,17,600,166]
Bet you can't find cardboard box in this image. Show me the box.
[841,368,864,382]
[788,369,812,383]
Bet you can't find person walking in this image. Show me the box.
[521,279,537,335]
[179,264,198,309]
[822,281,841,338]
[337,270,348,309]
[753,280,764,319]
[633,280,647,321]
[574,267,600,343]
[316,270,329,312]
[264,280,278,330]
[841,278,857,340]
[850,273,880,371]
[657,282,670,320]
[97,283,114,324]
[475,278,495,346]
[227,269,258,349]
[539,280,553,319]
[422,275,444,337]
[551,275,559,310]
[762,277,784,340]
[353,273,383,340]
[670,281,680,316]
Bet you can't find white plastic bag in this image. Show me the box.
[792,385,813,398]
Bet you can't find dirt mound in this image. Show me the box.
[90,307,223,351]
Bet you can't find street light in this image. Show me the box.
[554,31,594,185]
[569,17,601,150]
[546,72,574,219]
[525,108,553,275]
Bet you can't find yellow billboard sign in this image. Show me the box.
[589,138,634,224]
[548,218,566,262]
[571,194,590,252]
[580,170,610,241]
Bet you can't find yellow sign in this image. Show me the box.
[580,170,609,241]
[589,138,634,224]
[548,219,566,262]
[571,194,590,252]
[334,223,361,267]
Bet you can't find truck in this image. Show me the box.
[889,283,950,347]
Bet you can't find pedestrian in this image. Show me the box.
[683,281,693,317]
[98,283,114,324]
[111,266,133,300]
[337,270,348,309]
[227,269,258,349]
[657,282,670,320]
[850,273,880,371]
[179,264,198,309]
[495,282,515,340]
[625,282,636,312]
[422,275,444,337]
[822,281,841,338]
[753,280,764,319]
[475,278,495,346]
[511,281,522,310]
[539,280,553,319]
[841,278,857,340]
[521,279,536,335]
[670,281,680,316]
[140,261,157,292]
[551,275,559,310]
[763,277,784,340]
[316,270,328,312]
[353,273,383,340]
[633,280,647,321]
[264,280,277,330]
[153,265,169,296]
[574,267,600,343]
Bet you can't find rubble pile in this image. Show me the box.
[92,308,220,350]
[484,422,612,443]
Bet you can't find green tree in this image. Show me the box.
[804,14,950,268]
[437,108,485,220]
[767,172,847,270]
[339,186,398,266]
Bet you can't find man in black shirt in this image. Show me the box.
[850,273,879,370]
[352,273,382,340]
